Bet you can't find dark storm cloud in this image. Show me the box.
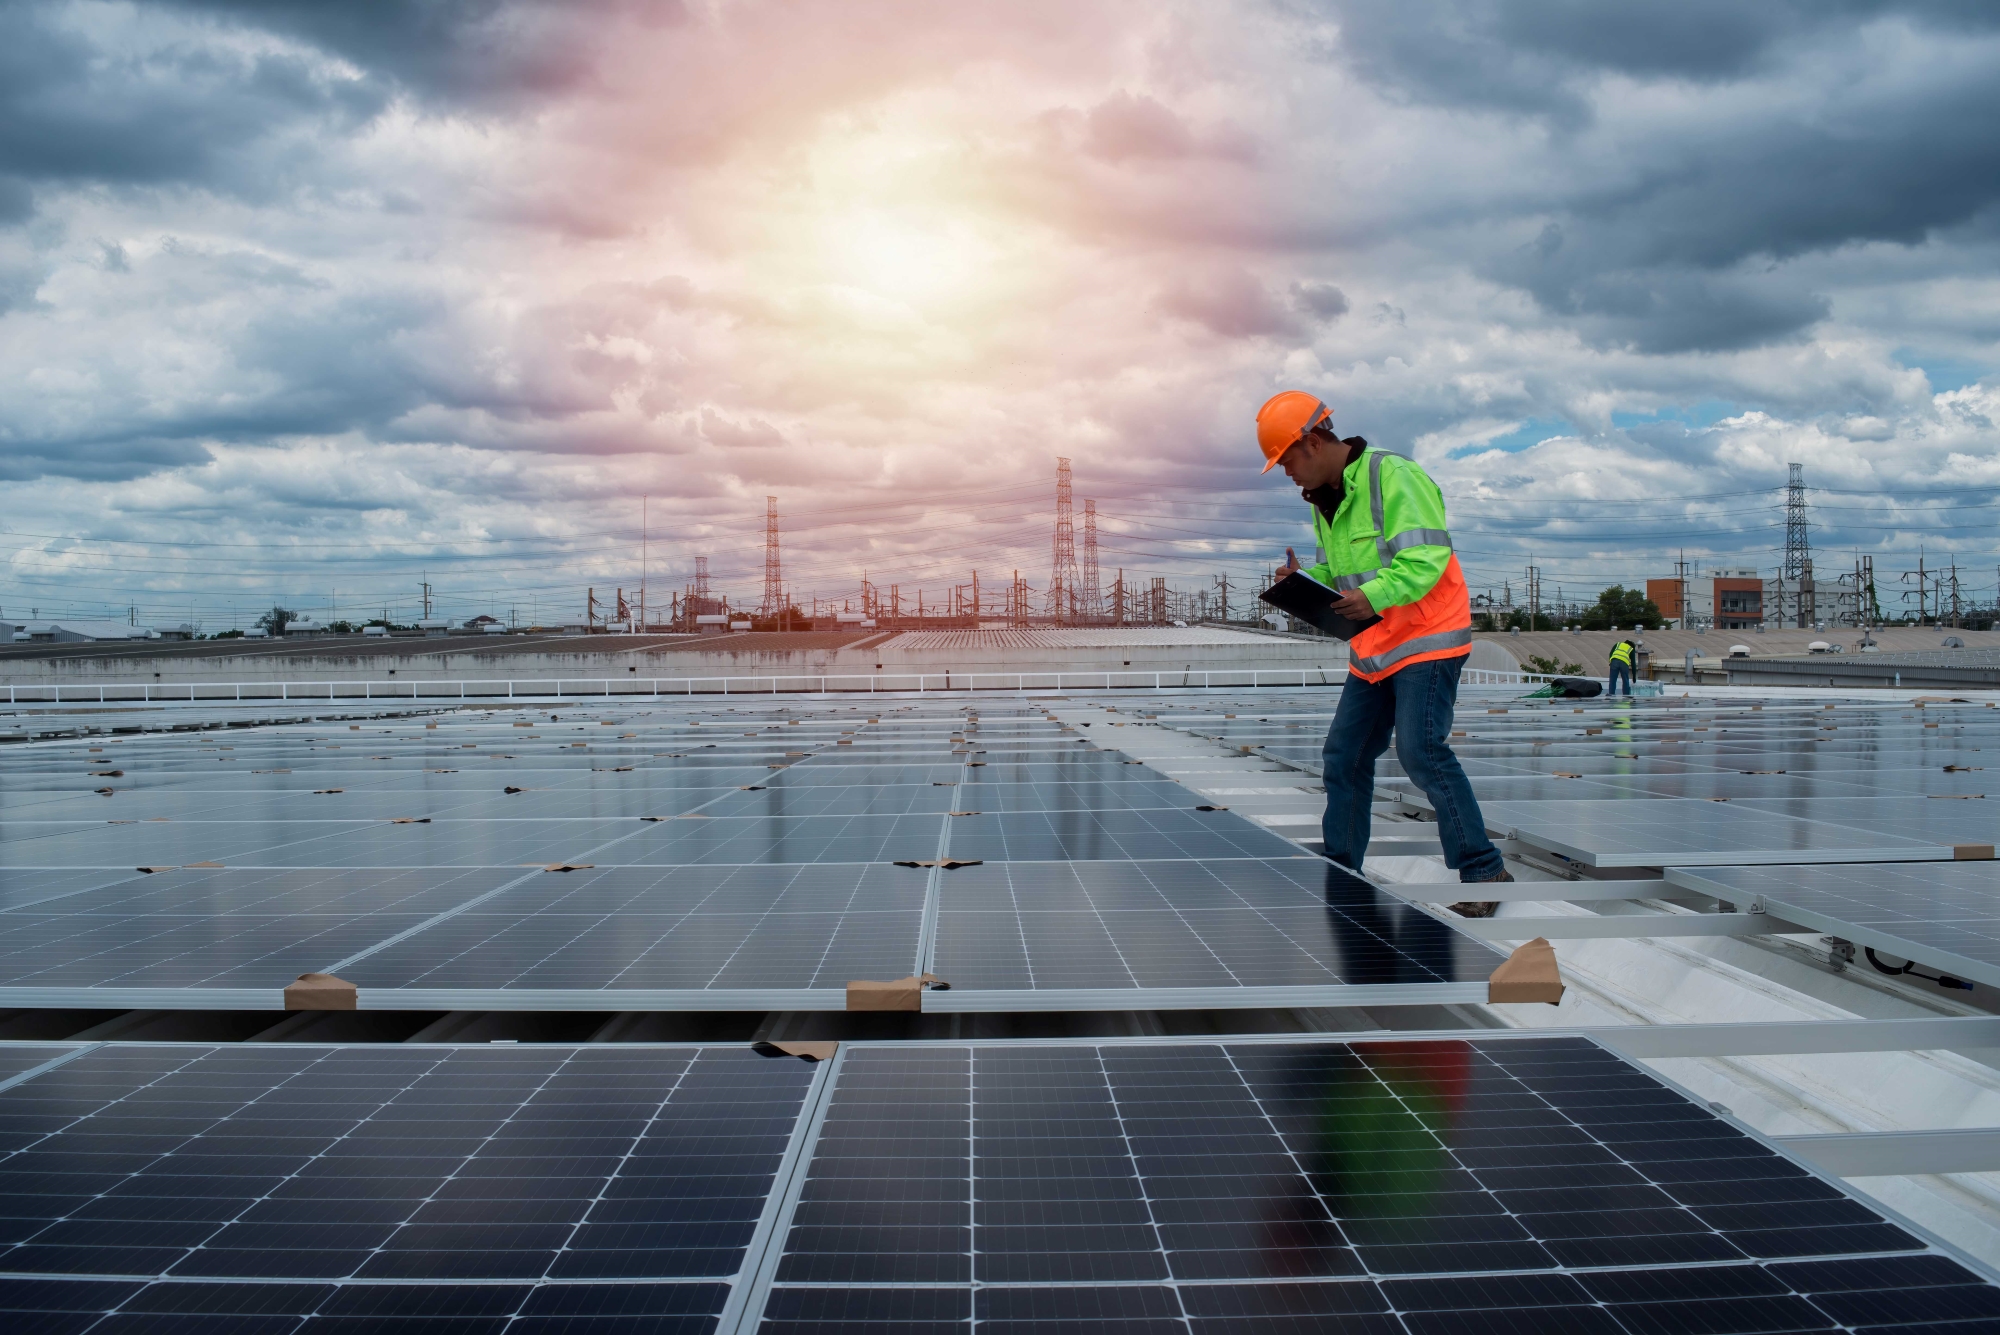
[1328,0,2000,351]
[163,0,671,106]
[1334,0,2000,118]
[0,4,385,194]
[0,434,212,484]
[1491,223,1832,354]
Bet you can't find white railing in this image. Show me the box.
[0,667,1591,705]
[2,668,1363,704]
[1462,668,1559,685]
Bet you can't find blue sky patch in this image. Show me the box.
[1454,417,1574,456]
[1611,401,1741,431]
[1891,351,1989,394]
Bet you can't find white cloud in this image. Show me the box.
[0,0,1994,622]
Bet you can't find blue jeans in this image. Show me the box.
[1322,655,1505,882]
[1608,662,1632,696]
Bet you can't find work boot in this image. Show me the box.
[1450,869,1513,918]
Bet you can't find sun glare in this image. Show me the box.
[757,116,1009,312]
[829,208,990,305]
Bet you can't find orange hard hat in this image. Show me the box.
[1255,391,1331,473]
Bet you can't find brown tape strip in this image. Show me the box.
[752,1040,838,1063]
[846,972,947,1012]
[1487,937,1564,1005]
[1954,844,1995,861]
[285,972,357,1011]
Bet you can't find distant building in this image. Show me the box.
[1647,568,1763,630]
[1713,573,1763,629]
[8,620,148,643]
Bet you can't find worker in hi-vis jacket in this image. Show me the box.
[1608,639,1635,697]
[1258,391,1513,916]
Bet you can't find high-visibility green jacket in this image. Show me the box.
[1301,448,1472,681]
[1609,641,1634,666]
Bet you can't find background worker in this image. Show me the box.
[1608,638,1636,697]
[1260,391,1512,914]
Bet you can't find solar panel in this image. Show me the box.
[1729,796,1999,849]
[930,859,1500,1008]
[0,1041,818,1329]
[944,807,1303,863]
[1664,863,2000,990]
[0,700,1512,1014]
[16,689,1990,1016]
[0,1044,78,1085]
[339,864,928,1002]
[1477,798,1958,868]
[749,1034,2000,1331]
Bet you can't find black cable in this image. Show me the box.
[1865,947,1972,990]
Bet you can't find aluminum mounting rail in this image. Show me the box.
[1443,911,1811,940]
[1773,1129,2000,1177]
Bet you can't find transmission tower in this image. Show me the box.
[1081,499,1100,623]
[761,496,783,618]
[1046,458,1079,624]
[1784,462,1811,627]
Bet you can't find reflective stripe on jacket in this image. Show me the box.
[1609,642,1634,666]
[1301,448,1472,682]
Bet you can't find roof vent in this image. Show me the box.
[1808,640,1832,653]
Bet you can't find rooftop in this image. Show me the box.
[1,660,1999,1326]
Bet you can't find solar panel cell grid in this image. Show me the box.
[0,1043,817,1330]
[933,860,1497,992]
[339,865,926,993]
[945,809,1301,863]
[752,1035,1995,1333]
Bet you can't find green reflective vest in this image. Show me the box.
[1300,449,1454,612]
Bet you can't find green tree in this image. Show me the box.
[1525,654,1585,675]
[1580,586,1663,630]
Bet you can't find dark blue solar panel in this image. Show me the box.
[753,1035,1995,1332]
[0,1042,816,1331]
[932,859,1499,990]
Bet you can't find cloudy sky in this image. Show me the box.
[3,0,1997,626]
